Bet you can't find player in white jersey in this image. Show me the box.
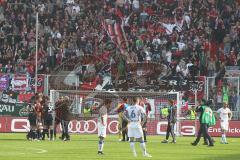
[123,97,152,158]
[217,102,232,144]
[97,99,112,155]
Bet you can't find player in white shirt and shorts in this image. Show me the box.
[217,102,232,144]
[124,97,152,158]
[97,99,112,155]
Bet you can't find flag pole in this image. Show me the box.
[35,11,39,93]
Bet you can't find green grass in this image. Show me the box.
[0,134,239,160]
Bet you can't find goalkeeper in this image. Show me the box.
[161,100,177,143]
[191,99,215,147]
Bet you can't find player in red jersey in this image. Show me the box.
[34,95,43,140]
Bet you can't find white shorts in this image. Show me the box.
[98,122,107,138]
[128,122,143,139]
[220,121,229,131]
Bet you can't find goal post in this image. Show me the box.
[50,90,182,136]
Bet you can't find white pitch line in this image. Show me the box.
[32,148,48,154]
[0,148,47,156]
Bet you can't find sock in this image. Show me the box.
[221,134,225,142]
[140,142,147,155]
[29,130,33,139]
[42,129,48,140]
[46,129,49,138]
[119,131,122,140]
[98,140,104,152]
[130,142,136,155]
[39,130,43,140]
[143,130,147,141]
[222,134,227,143]
[54,129,57,139]
[50,129,53,140]
[33,130,37,140]
[122,132,126,141]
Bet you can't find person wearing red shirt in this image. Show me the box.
[229,51,237,66]
[34,95,44,140]
[116,97,129,141]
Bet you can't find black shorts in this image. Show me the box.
[28,113,36,126]
[122,119,128,128]
[142,119,147,129]
[44,114,53,126]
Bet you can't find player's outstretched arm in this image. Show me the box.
[141,112,147,126]
[229,110,233,121]
[123,110,130,123]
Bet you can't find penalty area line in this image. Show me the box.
[31,148,48,154]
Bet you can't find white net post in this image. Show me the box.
[50,90,58,140]
[175,92,181,136]
[75,94,81,114]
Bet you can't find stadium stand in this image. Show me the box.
[0,0,240,111]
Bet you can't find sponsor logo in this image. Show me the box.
[156,121,168,135]
[157,122,195,136]
[67,120,97,133]
[209,127,240,133]
[67,120,119,134]
[108,120,119,134]
[181,126,195,136]
[0,103,15,113]
[18,106,29,117]
[11,119,29,132]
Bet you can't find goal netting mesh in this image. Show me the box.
[50,90,182,136]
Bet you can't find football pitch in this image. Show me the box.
[0,134,239,160]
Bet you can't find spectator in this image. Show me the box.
[207,58,216,77]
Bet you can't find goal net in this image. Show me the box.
[50,90,182,136]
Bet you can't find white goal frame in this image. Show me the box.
[50,90,182,136]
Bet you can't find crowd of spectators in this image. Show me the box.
[0,0,106,75]
[0,0,240,107]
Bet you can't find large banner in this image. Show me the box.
[29,75,44,92]
[114,76,205,101]
[1,117,240,137]
[0,91,30,116]
[0,103,28,117]
[11,74,29,92]
[0,74,44,93]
